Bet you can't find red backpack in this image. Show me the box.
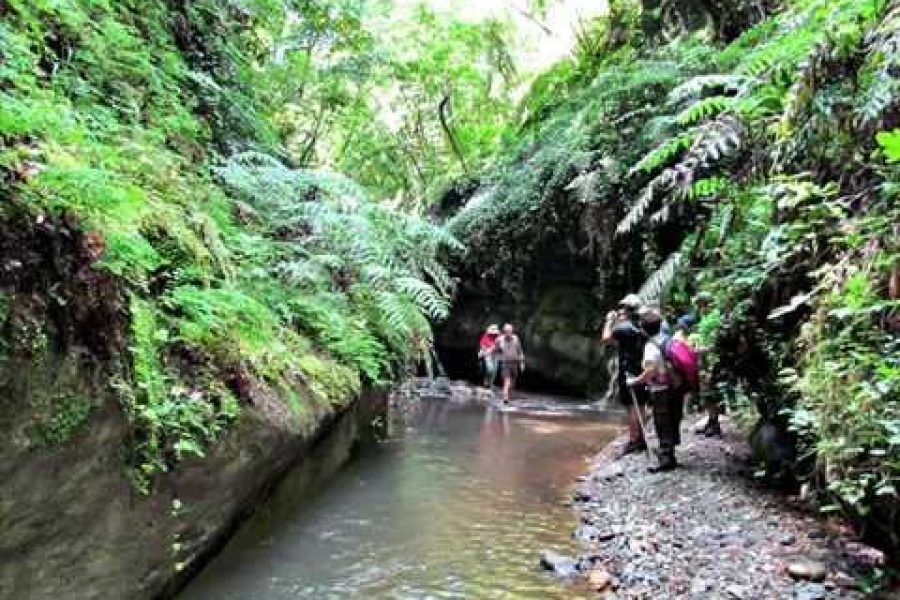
[664,337,700,391]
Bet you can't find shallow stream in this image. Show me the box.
[181,385,621,599]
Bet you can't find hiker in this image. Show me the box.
[601,294,649,455]
[685,292,723,437]
[497,323,525,403]
[478,324,500,389]
[628,306,680,471]
[667,315,702,444]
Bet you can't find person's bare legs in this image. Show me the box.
[502,375,512,403]
[628,406,644,443]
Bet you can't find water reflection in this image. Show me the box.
[180,391,621,600]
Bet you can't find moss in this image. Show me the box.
[27,391,94,448]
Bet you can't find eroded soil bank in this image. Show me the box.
[556,417,893,599]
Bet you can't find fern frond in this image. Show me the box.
[396,276,450,320]
[617,182,660,236]
[668,74,754,105]
[676,95,733,126]
[855,1,900,129]
[638,252,684,305]
[618,116,745,236]
[629,132,696,176]
[565,169,603,203]
[683,177,731,201]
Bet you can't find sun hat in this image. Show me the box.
[638,305,662,323]
[619,294,642,309]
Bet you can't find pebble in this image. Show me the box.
[787,560,828,582]
[794,582,827,600]
[538,550,579,578]
[780,534,797,546]
[588,567,613,591]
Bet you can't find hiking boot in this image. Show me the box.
[647,457,678,473]
[620,440,647,457]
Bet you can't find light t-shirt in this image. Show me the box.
[642,335,671,391]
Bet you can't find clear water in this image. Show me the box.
[180,390,621,600]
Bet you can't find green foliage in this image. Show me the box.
[1,0,470,492]
[26,385,94,449]
[877,129,900,163]
[123,298,242,492]
[455,0,899,547]
[216,153,460,369]
[612,0,900,541]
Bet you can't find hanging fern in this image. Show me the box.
[629,132,697,176]
[215,152,461,367]
[638,251,684,305]
[855,1,900,129]
[619,116,745,235]
[676,95,734,126]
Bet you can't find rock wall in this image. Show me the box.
[0,383,373,600]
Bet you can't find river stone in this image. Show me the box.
[794,582,827,600]
[787,559,828,582]
[539,550,579,578]
[588,567,614,591]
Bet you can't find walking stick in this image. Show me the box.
[627,385,655,462]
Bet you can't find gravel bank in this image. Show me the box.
[559,416,890,599]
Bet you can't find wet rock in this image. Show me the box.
[574,524,617,543]
[539,550,579,578]
[595,463,624,480]
[787,559,828,582]
[571,490,592,503]
[780,534,797,546]
[793,582,827,600]
[588,567,614,591]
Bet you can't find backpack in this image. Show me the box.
[663,337,700,391]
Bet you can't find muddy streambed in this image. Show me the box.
[180,384,623,599]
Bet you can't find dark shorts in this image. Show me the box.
[500,360,520,379]
[618,377,649,406]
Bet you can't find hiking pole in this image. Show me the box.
[627,385,655,462]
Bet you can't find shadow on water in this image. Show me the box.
[180,383,624,600]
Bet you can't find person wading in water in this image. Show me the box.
[602,294,649,455]
[478,324,500,390]
[497,323,524,404]
[629,306,680,472]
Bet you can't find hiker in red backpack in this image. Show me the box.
[627,306,679,471]
[669,316,702,444]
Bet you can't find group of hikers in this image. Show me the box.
[477,323,525,404]
[477,292,717,472]
[601,292,716,472]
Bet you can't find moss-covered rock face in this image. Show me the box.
[0,380,367,600]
